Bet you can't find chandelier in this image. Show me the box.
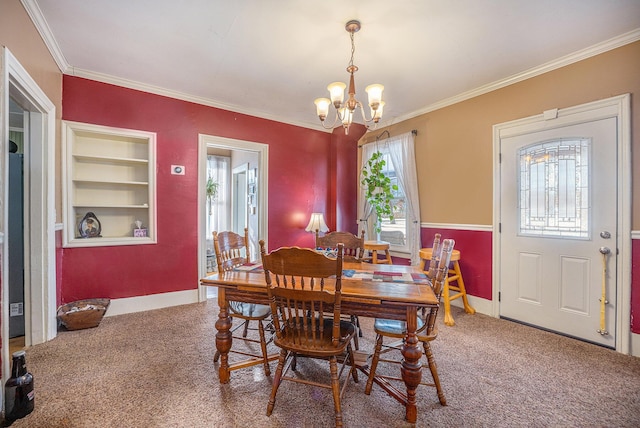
[314,20,384,135]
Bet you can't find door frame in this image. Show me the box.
[197,134,268,301]
[492,94,631,354]
[1,48,57,378]
[231,163,249,235]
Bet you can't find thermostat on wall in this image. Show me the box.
[171,165,185,175]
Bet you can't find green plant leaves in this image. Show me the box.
[361,151,398,233]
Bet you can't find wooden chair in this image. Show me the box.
[260,241,359,428]
[316,230,366,346]
[212,228,273,376]
[364,238,455,407]
[315,230,366,262]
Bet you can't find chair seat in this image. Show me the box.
[228,301,271,319]
[374,317,425,336]
[275,318,356,357]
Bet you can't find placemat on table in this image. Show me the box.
[342,269,429,284]
[233,262,264,273]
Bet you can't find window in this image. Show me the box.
[359,131,420,263]
[518,138,590,238]
[377,149,409,252]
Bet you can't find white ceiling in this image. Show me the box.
[23,0,640,132]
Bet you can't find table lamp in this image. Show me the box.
[305,213,329,234]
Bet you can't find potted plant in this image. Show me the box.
[361,151,398,239]
[206,177,219,215]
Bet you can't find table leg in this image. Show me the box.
[215,288,232,383]
[400,307,422,423]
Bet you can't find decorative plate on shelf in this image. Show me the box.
[78,212,102,238]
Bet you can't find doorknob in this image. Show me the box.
[599,247,611,255]
[599,231,611,239]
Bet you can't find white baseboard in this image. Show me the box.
[449,294,494,317]
[105,289,199,317]
[630,332,640,357]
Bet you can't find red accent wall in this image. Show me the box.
[332,125,365,235]
[421,227,493,300]
[59,76,360,302]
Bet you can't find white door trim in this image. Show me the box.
[1,48,57,379]
[492,94,631,354]
[197,134,269,301]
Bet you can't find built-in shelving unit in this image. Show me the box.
[62,121,157,247]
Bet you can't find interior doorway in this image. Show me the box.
[197,135,269,301]
[232,163,249,237]
[1,48,57,383]
[8,98,26,343]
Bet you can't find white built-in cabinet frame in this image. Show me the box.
[62,121,157,247]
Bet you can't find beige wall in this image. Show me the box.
[361,41,640,228]
[1,0,63,220]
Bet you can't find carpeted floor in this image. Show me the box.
[6,301,640,427]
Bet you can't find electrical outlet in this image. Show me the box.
[10,302,23,317]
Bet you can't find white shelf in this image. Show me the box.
[73,179,149,186]
[73,154,149,165]
[73,204,150,209]
[62,121,157,248]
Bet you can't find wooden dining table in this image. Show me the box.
[200,261,437,424]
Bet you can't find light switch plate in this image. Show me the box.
[171,165,185,175]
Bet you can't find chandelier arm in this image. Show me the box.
[355,101,376,124]
[320,112,342,130]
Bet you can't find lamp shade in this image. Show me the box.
[305,213,329,233]
[365,84,384,108]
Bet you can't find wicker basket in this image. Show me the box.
[57,298,110,331]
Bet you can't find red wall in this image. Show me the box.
[332,125,366,235]
[421,228,493,300]
[60,76,361,302]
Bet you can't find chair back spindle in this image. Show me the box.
[426,233,442,280]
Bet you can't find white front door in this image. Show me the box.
[499,114,618,348]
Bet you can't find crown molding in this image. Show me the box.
[21,0,72,73]
[69,67,327,132]
[389,28,640,125]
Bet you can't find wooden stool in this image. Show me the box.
[419,247,475,326]
[364,240,392,264]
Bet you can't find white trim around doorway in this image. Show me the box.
[196,135,269,301]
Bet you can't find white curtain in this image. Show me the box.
[359,131,421,265]
[358,142,378,240]
[206,155,230,238]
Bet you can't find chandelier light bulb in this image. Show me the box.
[371,101,385,122]
[314,98,331,121]
[365,84,384,109]
[327,82,347,107]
